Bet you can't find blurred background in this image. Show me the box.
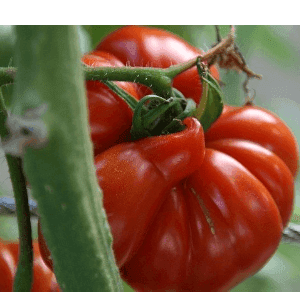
[1,25,300,292]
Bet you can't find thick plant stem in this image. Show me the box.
[12,25,122,292]
[0,89,33,292]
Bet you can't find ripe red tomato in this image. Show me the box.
[38,104,297,291]
[94,25,219,103]
[0,239,59,292]
[117,105,297,292]
[82,52,141,155]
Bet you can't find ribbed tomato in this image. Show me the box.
[118,104,297,291]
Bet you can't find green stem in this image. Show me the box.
[9,156,33,292]
[1,57,200,100]
[85,57,199,99]
[13,25,122,292]
[85,65,172,98]
[102,80,139,110]
[165,57,199,78]
[0,89,33,292]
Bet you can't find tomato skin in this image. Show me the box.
[0,239,59,292]
[121,149,283,292]
[205,104,299,177]
[94,25,219,103]
[82,52,141,155]
[94,117,205,267]
[0,242,15,292]
[206,139,294,227]
[117,105,296,291]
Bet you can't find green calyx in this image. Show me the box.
[130,89,196,140]
[102,81,197,140]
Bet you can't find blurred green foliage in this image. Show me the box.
[0,25,300,292]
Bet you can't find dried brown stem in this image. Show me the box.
[201,28,235,63]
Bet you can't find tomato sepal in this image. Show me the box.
[193,60,224,131]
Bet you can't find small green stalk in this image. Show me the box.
[9,156,33,292]
[85,57,199,99]
[102,80,139,111]
[0,89,33,292]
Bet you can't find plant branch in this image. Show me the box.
[1,58,200,99]
[0,88,33,292]
[84,57,202,99]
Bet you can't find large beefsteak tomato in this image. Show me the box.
[116,104,297,291]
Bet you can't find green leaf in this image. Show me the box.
[12,25,122,292]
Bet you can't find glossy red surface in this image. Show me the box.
[95,25,219,103]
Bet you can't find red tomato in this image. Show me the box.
[118,106,296,291]
[95,117,205,267]
[95,105,296,291]
[82,52,141,156]
[120,149,284,291]
[0,239,59,292]
[38,105,297,291]
[205,104,299,178]
[94,25,219,103]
